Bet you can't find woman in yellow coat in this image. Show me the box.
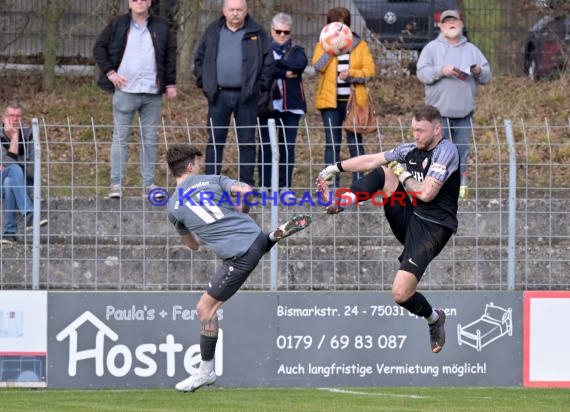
[312,7,376,187]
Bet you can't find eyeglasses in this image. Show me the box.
[273,29,291,35]
[131,0,147,3]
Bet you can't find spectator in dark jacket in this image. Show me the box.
[93,0,177,199]
[1,102,48,244]
[193,0,273,186]
[257,12,307,200]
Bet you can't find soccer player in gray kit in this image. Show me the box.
[166,144,311,392]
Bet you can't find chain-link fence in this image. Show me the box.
[0,0,568,290]
[0,117,568,291]
[0,0,567,76]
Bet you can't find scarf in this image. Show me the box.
[272,39,292,58]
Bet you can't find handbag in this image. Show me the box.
[342,86,377,134]
[257,81,281,118]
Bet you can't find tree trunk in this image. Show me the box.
[42,0,64,92]
[176,0,201,90]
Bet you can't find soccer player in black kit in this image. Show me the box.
[318,105,460,353]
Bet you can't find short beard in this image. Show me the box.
[442,26,462,40]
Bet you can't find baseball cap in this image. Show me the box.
[440,10,461,23]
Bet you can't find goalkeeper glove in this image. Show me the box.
[389,161,413,186]
[389,160,405,176]
[318,162,343,183]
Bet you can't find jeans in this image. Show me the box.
[258,111,302,189]
[321,102,365,187]
[205,90,257,186]
[1,164,32,234]
[441,113,473,179]
[111,90,163,187]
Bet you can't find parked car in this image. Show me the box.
[353,0,464,72]
[523,14,569,80]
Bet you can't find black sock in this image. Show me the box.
[399,292,433,319]
[200,334,218,361]
[265,233,277,251]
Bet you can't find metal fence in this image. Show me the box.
[0,117,568,291]
[0,0,564,75]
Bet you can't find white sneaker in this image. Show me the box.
[175,371,216,392]
[108,185,122,199]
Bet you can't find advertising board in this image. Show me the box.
[48,292,522,388]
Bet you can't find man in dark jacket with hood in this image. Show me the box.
[93,0,177,199]
[194,0,273,187]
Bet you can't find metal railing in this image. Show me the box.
[1,116,568,291]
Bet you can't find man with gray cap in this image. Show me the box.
[417,10,491,199]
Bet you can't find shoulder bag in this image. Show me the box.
[342,86,377,134]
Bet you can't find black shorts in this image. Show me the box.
[383,185,454,280]
[207,232,270,301]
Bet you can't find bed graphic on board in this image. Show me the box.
[457,302,513,352]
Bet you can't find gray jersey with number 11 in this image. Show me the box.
[167,175,261,260]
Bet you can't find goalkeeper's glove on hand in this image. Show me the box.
[389,161,413,186]
[318,162,342,183]
[389,160,406,176]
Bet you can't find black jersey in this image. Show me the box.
[386,138,460,232]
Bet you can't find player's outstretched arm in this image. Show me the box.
[316,152,388,214]
[317,152,388,187]
[341,152,388,172]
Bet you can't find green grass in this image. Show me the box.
[1,387,570,411]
